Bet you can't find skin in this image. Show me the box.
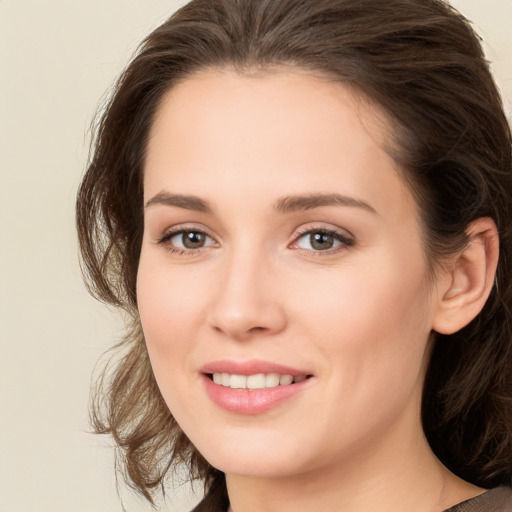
[137,68,486,512]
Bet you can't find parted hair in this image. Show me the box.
[76,0,512,509]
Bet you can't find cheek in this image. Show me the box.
[136,254,208,418]
[285,256,433,450]
[136,256,196,386]
[289,247,433,389]
[296,250,429,333]
[137,250,210,342]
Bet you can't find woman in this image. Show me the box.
[76,0,512,510]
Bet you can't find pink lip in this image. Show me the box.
[200,359,310,377]
[200,359,313,415]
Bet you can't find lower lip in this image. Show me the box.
[202,375,311,414]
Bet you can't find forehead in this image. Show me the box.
[148,67,394,159]
[144,68,415,221]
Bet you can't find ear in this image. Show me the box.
[432,217,499,335]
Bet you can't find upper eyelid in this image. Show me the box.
[291,229,354,247]
[291,223,354,241]
[154,223,354,248]
[156,223,217,242]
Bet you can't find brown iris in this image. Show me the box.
[181,231,207,249]
[309,232,335,250]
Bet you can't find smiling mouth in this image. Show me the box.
[202,365,314,413]
[207,372,312,390]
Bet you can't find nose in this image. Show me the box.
[207,248,287,341]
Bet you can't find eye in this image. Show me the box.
[158,228,216,252]
[294,228,354,252]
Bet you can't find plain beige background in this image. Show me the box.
[0,1,510,511]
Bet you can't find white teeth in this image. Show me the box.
[265,373,280,388]
[230,374,247,389]
[247,373,266,389]
[211,372,308,389]
[279,374,294,386]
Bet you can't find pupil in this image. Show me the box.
[183,231,205,249]
[311,232,333,250]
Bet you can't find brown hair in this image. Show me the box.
[76,0,512,508]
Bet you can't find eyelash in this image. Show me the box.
[156,225,355,257]
[156,226,216,256]
[292,226,355,256]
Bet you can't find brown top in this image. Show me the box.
[444,487,512,512]
[192,486,512,511]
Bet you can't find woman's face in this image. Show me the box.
[137,69,442,478]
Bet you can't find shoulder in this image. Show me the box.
[444,487,512,512]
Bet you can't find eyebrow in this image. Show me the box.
[145,191,377,215]
[145,192,213,212]
[273,193,377,215]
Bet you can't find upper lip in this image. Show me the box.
[200,359,311,377]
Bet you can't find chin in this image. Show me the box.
[191,428,313,478]
[210,454,308,479]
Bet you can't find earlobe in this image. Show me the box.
[432,217,499,335]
